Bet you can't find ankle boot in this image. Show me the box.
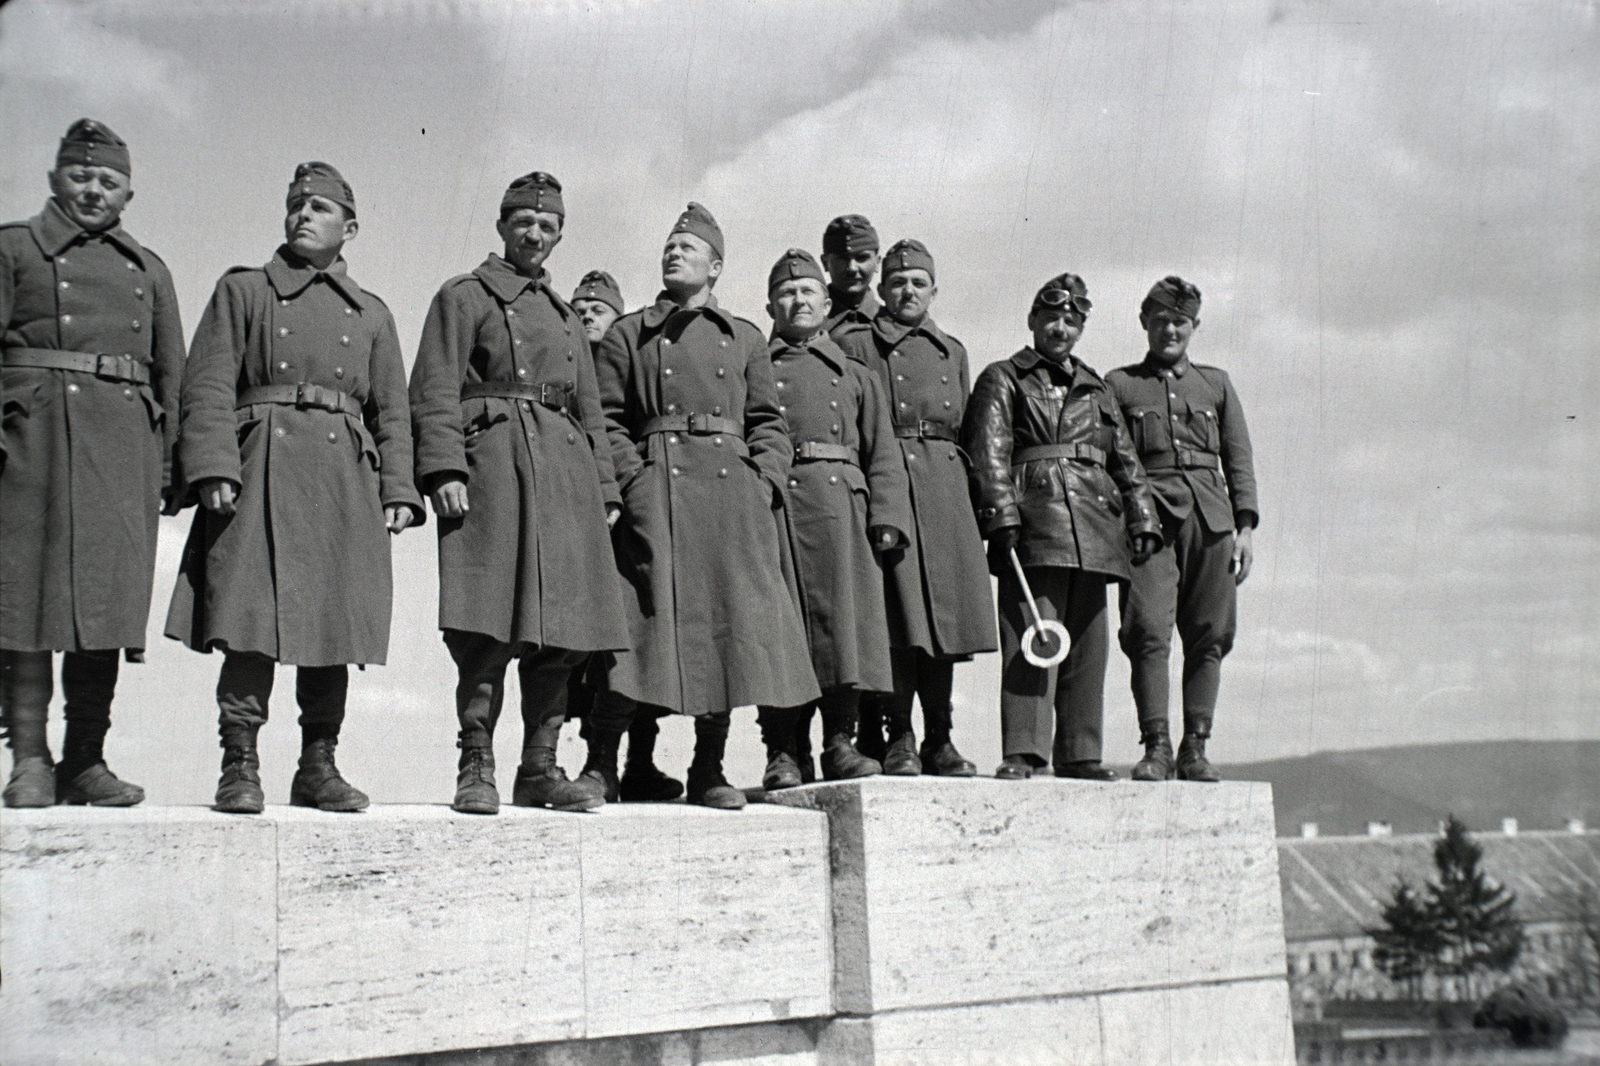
[618,716,682,802]
[1176,732,1221,782]
[882,730,921,776]
[687,713,745,810]
[3,650,56,807]
[762,751,803,791]
[581,727,623,803]
[515,745,604,811]
[215,728,265,814]
[818,697,879,780]
[290,736,369,812]
[453,742,499,814]
[58,714,143,806]
[1131,720,1176,782]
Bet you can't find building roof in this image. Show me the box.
[1278,831,1600,942]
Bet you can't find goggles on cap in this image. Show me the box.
[1035,289,1093,316]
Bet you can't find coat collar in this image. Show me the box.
[472,253,554,305]
[1009,347,1103,387]
[264,246,364,306]
[768,331,849,375]
[1142,352,1192,378]
[871,309,953,354]
[29,199,148,267]
[641,291,738,334]
[825,288,879,328]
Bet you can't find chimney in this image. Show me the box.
[1301,822,1319,839]
[1567,818,1586,834]
[1502,818,1518,836]
[1367,821,1392,837]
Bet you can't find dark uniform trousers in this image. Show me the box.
[586,690,732,770]
[999,568,1110,767]
[443,630,585,752]
[215,651,348,742]
[757,686,859,760]
[1117,510,1237,730]
[1,649,120,776]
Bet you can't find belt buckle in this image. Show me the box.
[687,412,707,434]
[95,354,129,381]
[294,382,323,409]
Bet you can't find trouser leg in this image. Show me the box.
[443,629,517,750]
[998,568,1056,766]
[2,649,54,761]
[59,650,118,779]
[915,652,957,749]
[518,647,587,752]
[1174,518,1238,735]
[856,691,888,762]
[793,702,818,782]
[1051,571,1110,767]
[758,704,802,758]
[883,648,918,743]
[1119,522,1181,733]
[295,665,348,746]
[818,687,860,742]
[686,710,745,808]
[217,650,275,738]
[582,690,643,802]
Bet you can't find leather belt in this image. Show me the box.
[1143,446,1220,471]
[237,383,358,414]
[462,381,570,411]
[794,441,857,464]
[894,419,957,442]
[3,347,150,385]
[641,413,742,437]
[1013,442,1106,467]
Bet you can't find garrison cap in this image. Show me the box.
[572,269,624,314]
[287,161,356,217]
[768,248,827,292]
[501,171,565,218]
[822,214,879,256]
[669,202,724,261]
[881,238,935,282]
[1142,275,1202,320]
[56,119,131,176]
[1032,272,1093,320]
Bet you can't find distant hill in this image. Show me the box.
[1221,740,1599,837]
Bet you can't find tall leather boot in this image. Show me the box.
[1176,711,1221,783]
[453,740,499,814]
[619,713,683,802]
[757,705,803,791]
[291,736,370,811]
[215,727,265,814]
[819,690,880,781]
[57,651,143,806]
[917,659,977,778]
[1131,718,1176,782]
[581,727,623,803]
[686,711,745,810]
[515,715,604,811]
[2,650,55,808]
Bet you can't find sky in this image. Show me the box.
[1,0,1595,806]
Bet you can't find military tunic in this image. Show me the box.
[823,288,879,346]
[836,313,996,658]
[409,255,629,652]
[769,332,911,692]
[165,249,423,667]
[1,200,184,654]
[594,294,820,715]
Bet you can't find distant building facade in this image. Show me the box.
[1278,827,1599,1015]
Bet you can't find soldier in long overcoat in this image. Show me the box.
[1,120,183,808]
[820,214,881,343]
[962,274,1162,780]
[565,269,681,803]
[1106,276,1258,782]
[755,249,911,791]
[834,239,997,778]
[166,163,423,814]
[409,173,629,815]
[586,203,820,810]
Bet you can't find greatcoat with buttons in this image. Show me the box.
[768,332,911,692]
[594,293,820,715]
[962,348,1161,580]
[164,248,423,667]
[408,255,629,652]
[1,200,184,655]
[835,313,997,659]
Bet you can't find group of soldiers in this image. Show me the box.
[1,120,1258,815]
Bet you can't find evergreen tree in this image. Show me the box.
[1427,816,1523,999]
[1372,879,1440,998]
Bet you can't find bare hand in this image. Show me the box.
[1131,533,1161,566]
[198,478,239,515]
[606,505,622,530]
[1231,526,1254,585]
[385,505,414,534]
[870,525,898,551]
[431,479,469,518]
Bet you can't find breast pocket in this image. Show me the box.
[1186,401,1220,451]
[1130,408,1169,454]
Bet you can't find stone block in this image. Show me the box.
[769,778,1288,1014]
[580,804,834,1038]
[274,805,587,1065]
[1097,977,1295,1066]
[0,806,278,1066]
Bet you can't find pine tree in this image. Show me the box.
[1427,816,1523,999]
[1372,879,1440,998]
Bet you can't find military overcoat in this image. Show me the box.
[769,332,911,692]
[836,313,997,659]
[962,348,1161,580]
[1,200,184,655]
[409,255,629,651]
[595,294,820,715]
[165,249,423,667]
[823,289,879,345]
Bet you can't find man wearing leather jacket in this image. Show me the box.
[961,274,1161,781]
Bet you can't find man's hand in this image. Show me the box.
[1231,526,1254,585]
[1131,532,1161,567]
[606,504,622,530]
[159,486,183,516]
[197,477,239,515]
[990,525,1021,554]
[431,479,469,519]
[870,525,899,552]
[385,506,414,534]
